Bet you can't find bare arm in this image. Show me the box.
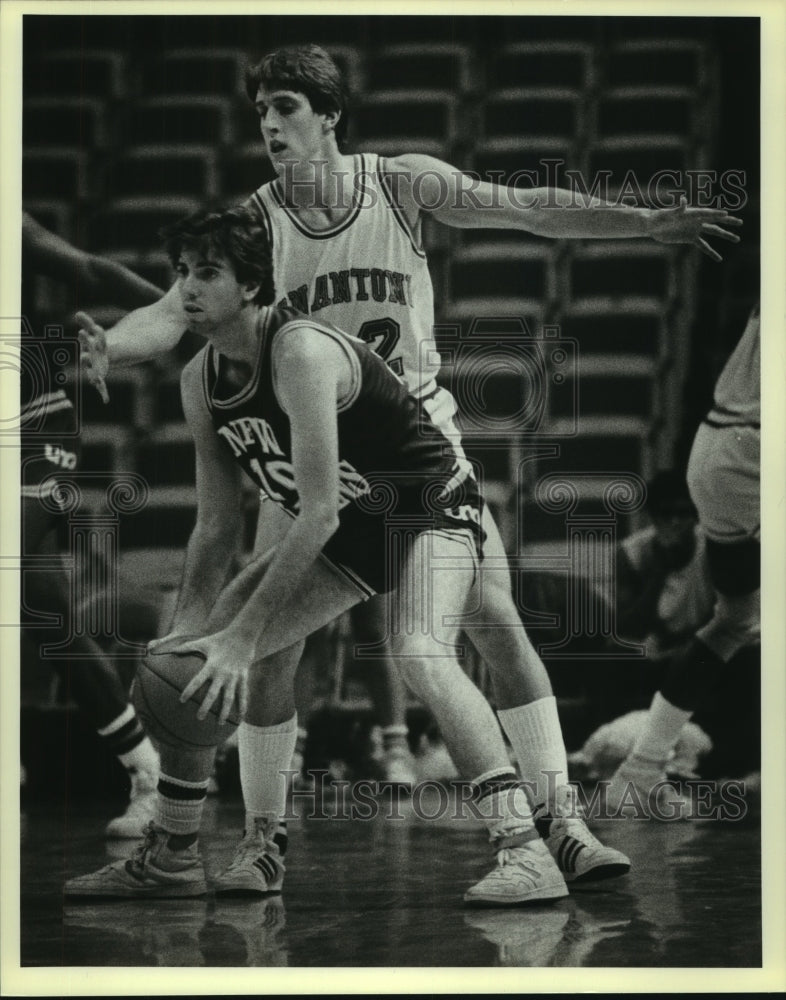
[22,211,163,306]
[384,154,742,261]
[161,351,245,637]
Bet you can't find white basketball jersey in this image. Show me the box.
[708,303,760,425]
[245,153,441,398]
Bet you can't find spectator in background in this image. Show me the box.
[616,470,715,661]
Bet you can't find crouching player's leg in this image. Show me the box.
[63,737,215,898]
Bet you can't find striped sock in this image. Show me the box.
[97,705,149,762]
[472,768,538,849]
[156,773,209,844]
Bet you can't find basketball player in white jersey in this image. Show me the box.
[607,302,760,814]
[78,45,741,890]
[67,205,604,904]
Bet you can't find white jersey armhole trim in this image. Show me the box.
[271,319,363,415]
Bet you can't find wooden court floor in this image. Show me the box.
[19,786,761,969]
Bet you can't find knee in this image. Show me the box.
[388,638,462,703]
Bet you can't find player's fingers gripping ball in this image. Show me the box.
[133,636,241,749]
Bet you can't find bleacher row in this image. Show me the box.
[23,32,729,582]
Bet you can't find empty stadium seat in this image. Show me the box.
[566,243,677,303]
[87,196,200,254]
[353,89,459,153]
[472,136,578,188]
[595,86,697,140]
[483,89,585,144]
[490,43,595,91]
[604,40,711,90]
[22,148,90,202]
[24,49,127,99]
[123,96,234,146]
[136,424,196,488]
[365,43,474,95]
[106,145,219,199]
[558,300,666,358]
[449,243,557,308]
[140,48,249,98]
[24,97,108,149]
[550,354,657,419]
[220,142,276,202]
[119,487,197,549]
[588,135,694,195]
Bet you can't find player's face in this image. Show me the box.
[174,248,248,329]
[254,86,330,165]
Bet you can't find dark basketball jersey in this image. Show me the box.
[202,306,484,595]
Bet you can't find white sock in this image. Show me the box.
[118,736,160,777]
[239,715,298,831]
[472,768,537,848]
[630,692,693,767]
[156,773,209,836]
[498,697,569,809]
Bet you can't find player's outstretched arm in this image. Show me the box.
[23,211,163,306]
[76,284,188,402]
[177,328,346,724]
[385,154,742,261]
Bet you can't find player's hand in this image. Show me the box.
[76,311,110,404]
[172,629,254,725]
[647,195,743,261]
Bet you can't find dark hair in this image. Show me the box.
[160,206,275,307]
[645,470,697,517]
[245,43,349,146]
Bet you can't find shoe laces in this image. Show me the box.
[225,829,273,872]
[127,822,161,874]
[495,846,541,882]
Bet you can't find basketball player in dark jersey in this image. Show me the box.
[66,205,631,903]
[20,212,164,836]
[76,45,741,893]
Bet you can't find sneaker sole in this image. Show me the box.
[64,881,208,900]
[213,885,283,897]
[563,861,631,884]
[463,883,569,906]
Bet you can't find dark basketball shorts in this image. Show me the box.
[320,470,486,597]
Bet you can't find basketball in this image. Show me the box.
[132,637,242,750]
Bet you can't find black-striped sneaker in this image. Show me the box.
[536,786,630,884]
[213,820,285,896]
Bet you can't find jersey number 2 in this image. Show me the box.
[357,318,403,376]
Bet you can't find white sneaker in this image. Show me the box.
[213,820,285,896]
[464,837,569,906]
[606,755,693,820]
[537,785,630,883]
[105,767,158,839]
[65,822,207,898]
